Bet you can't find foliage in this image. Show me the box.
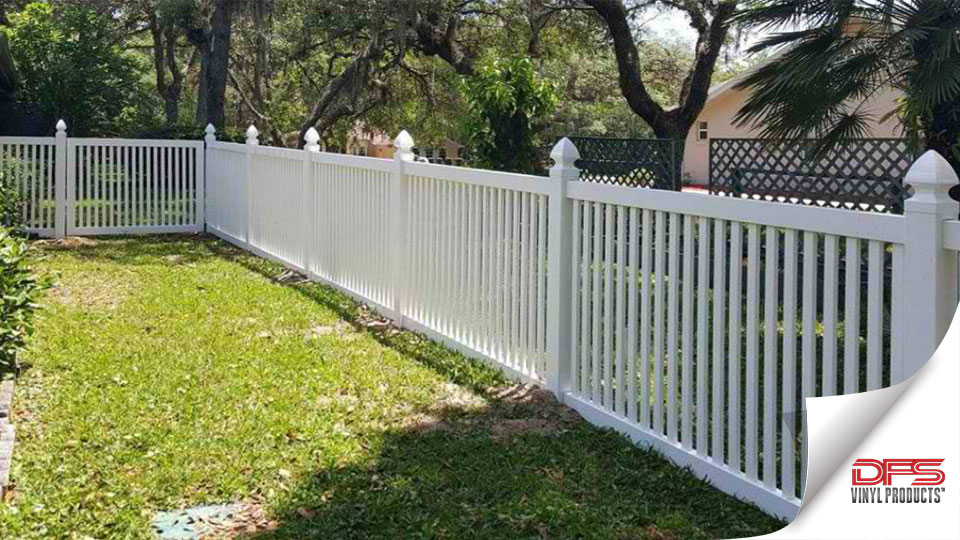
[735,0,960,168]
[0,228,43,369]
[0,159,24,228]
[133,124,248,144]
[463,57,560,174]
[0,235,783,538]
[1,2,156,136]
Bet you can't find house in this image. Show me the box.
[345,123,465,164]
[345,125,396,158]
[681,62,904,185]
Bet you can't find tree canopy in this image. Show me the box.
[0,0,756,156]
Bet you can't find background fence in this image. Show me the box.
[569,137,678,190]
[3,123,960,522]
[709,138,916,213]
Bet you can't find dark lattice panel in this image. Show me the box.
[569,137,678,190]
[709,139,916,213]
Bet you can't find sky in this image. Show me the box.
[640,7,770,56]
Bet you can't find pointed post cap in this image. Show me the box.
[245,125,259,146]
[550,137,580,169]
[905,150,959,187]
[904,150,959,214]
[55,119,67,133]
[394,130,415,161]
[304,127,320,152]
[394,130,414,151]
[204,123,216,143]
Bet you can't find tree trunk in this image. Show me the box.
[584,0,735,190]
[189,0,233,127]
[203,0,232,127]
[149,14,184,127]
[194,51,208,125]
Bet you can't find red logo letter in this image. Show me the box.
[852,459,885,485]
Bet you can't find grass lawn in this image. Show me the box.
[0,235,784,539]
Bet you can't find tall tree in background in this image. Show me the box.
[583,0,738,183]
[146,1,188,126]
[295,0,481,145]
[735,0,960,171]
[181,0,233,127]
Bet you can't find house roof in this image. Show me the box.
[704,49,785,105]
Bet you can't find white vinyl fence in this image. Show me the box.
[0,121,204,236]
[0,135,59,236]
[203,126,960,520]
[3,120,959,520]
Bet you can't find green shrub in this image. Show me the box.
[0,228,44,369]
[463,57,559,175]
[133,124,248,144]
[0,158,25,229]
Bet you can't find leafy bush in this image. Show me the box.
[463,57,559,175]
[0,228,44,369]
[2,2,153,136]
[0,158,24,229]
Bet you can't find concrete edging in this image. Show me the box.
[0,376,16,498]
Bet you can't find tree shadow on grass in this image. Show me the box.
[202,236,785,539]
[241,390,784,539]
[36,235,784,537]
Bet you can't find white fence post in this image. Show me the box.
[54,119,67,239]
[545,138,579,399]
[201,124,216,231]
[303,128,320,274]
[244,125,259,246]
[390,130,415,323]
[901,150,960,381]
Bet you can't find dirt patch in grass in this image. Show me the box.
[399,381,581,440]
[35,237,99,251]
[45,276,131,310]
[204,501,275,539]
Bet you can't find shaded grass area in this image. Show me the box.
[0,235,784,539]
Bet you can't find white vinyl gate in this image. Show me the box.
[66,139,204,235]
[0,123,204,237]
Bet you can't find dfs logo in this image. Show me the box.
[851,459,945,504]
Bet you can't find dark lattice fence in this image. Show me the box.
[569,137,678,190]
[709,138,916,213]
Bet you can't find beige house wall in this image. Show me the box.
[682,86,904,185]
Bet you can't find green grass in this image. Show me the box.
[0,235,784,539]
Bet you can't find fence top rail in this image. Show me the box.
[567,180,906,243]
[405,160,554,195]
[68,137,205,148]
[569,136,674,143]
[311,151,395,172]
[248,143,307,161]
[945,220,960,251]
[0,136,56,145]
[710,137,910,143]
[207,140,247,153]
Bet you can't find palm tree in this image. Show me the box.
[733,0,960,171]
